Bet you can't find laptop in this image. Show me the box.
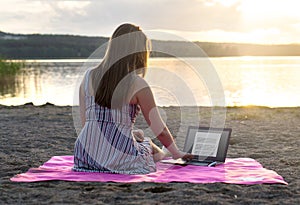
[161,126,232,166]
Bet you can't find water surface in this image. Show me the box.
[0,57,299,107]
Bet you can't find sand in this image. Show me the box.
[0,104,299,204]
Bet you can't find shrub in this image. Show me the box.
[0,58,24,75]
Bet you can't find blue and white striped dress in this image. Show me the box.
[73,70,156,174]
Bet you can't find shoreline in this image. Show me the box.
[1,104,299,204]
[1,102,300,109]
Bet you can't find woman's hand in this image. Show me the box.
[181,153,195,161]
[133,129,144,142]
[172,151,194,161]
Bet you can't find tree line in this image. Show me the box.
[1,31,300,59]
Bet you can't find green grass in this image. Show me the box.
[0,58,24,75]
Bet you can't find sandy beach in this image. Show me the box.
[1,104,299,204]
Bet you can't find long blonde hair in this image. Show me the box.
[92,23,150,108]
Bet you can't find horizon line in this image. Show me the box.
[1,30,299,46]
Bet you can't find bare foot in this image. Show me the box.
[133,129,144,142]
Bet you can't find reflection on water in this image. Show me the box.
[0,61,86,106]
[0,57,299,107]
[0,75,19,97]
[212,56,300,107]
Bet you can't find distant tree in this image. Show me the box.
[0,31,300,59]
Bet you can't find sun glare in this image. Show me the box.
[239,0,300,20]
[232,0,300,44]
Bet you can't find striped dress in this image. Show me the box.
[73,70,156,174]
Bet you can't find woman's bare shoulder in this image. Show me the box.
[133,76,150,89]
[88,67,98,76]
[130,76,152,105]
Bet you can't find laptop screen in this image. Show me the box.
[183,126,232,162]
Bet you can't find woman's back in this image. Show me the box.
[73,69,156,174]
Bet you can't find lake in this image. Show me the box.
[0,56,299,107]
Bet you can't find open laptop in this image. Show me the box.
[161,126,232,166]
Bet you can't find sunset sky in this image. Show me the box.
[1,0,299,44]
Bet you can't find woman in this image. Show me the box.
[74,23,193,174]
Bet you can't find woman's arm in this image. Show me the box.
[135,78,192,160]
[79,82,86,127]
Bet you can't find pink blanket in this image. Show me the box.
[10,156,287,185]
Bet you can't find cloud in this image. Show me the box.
[0,0,299,43]
[2,0,240,35]
[45,0,242,33]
